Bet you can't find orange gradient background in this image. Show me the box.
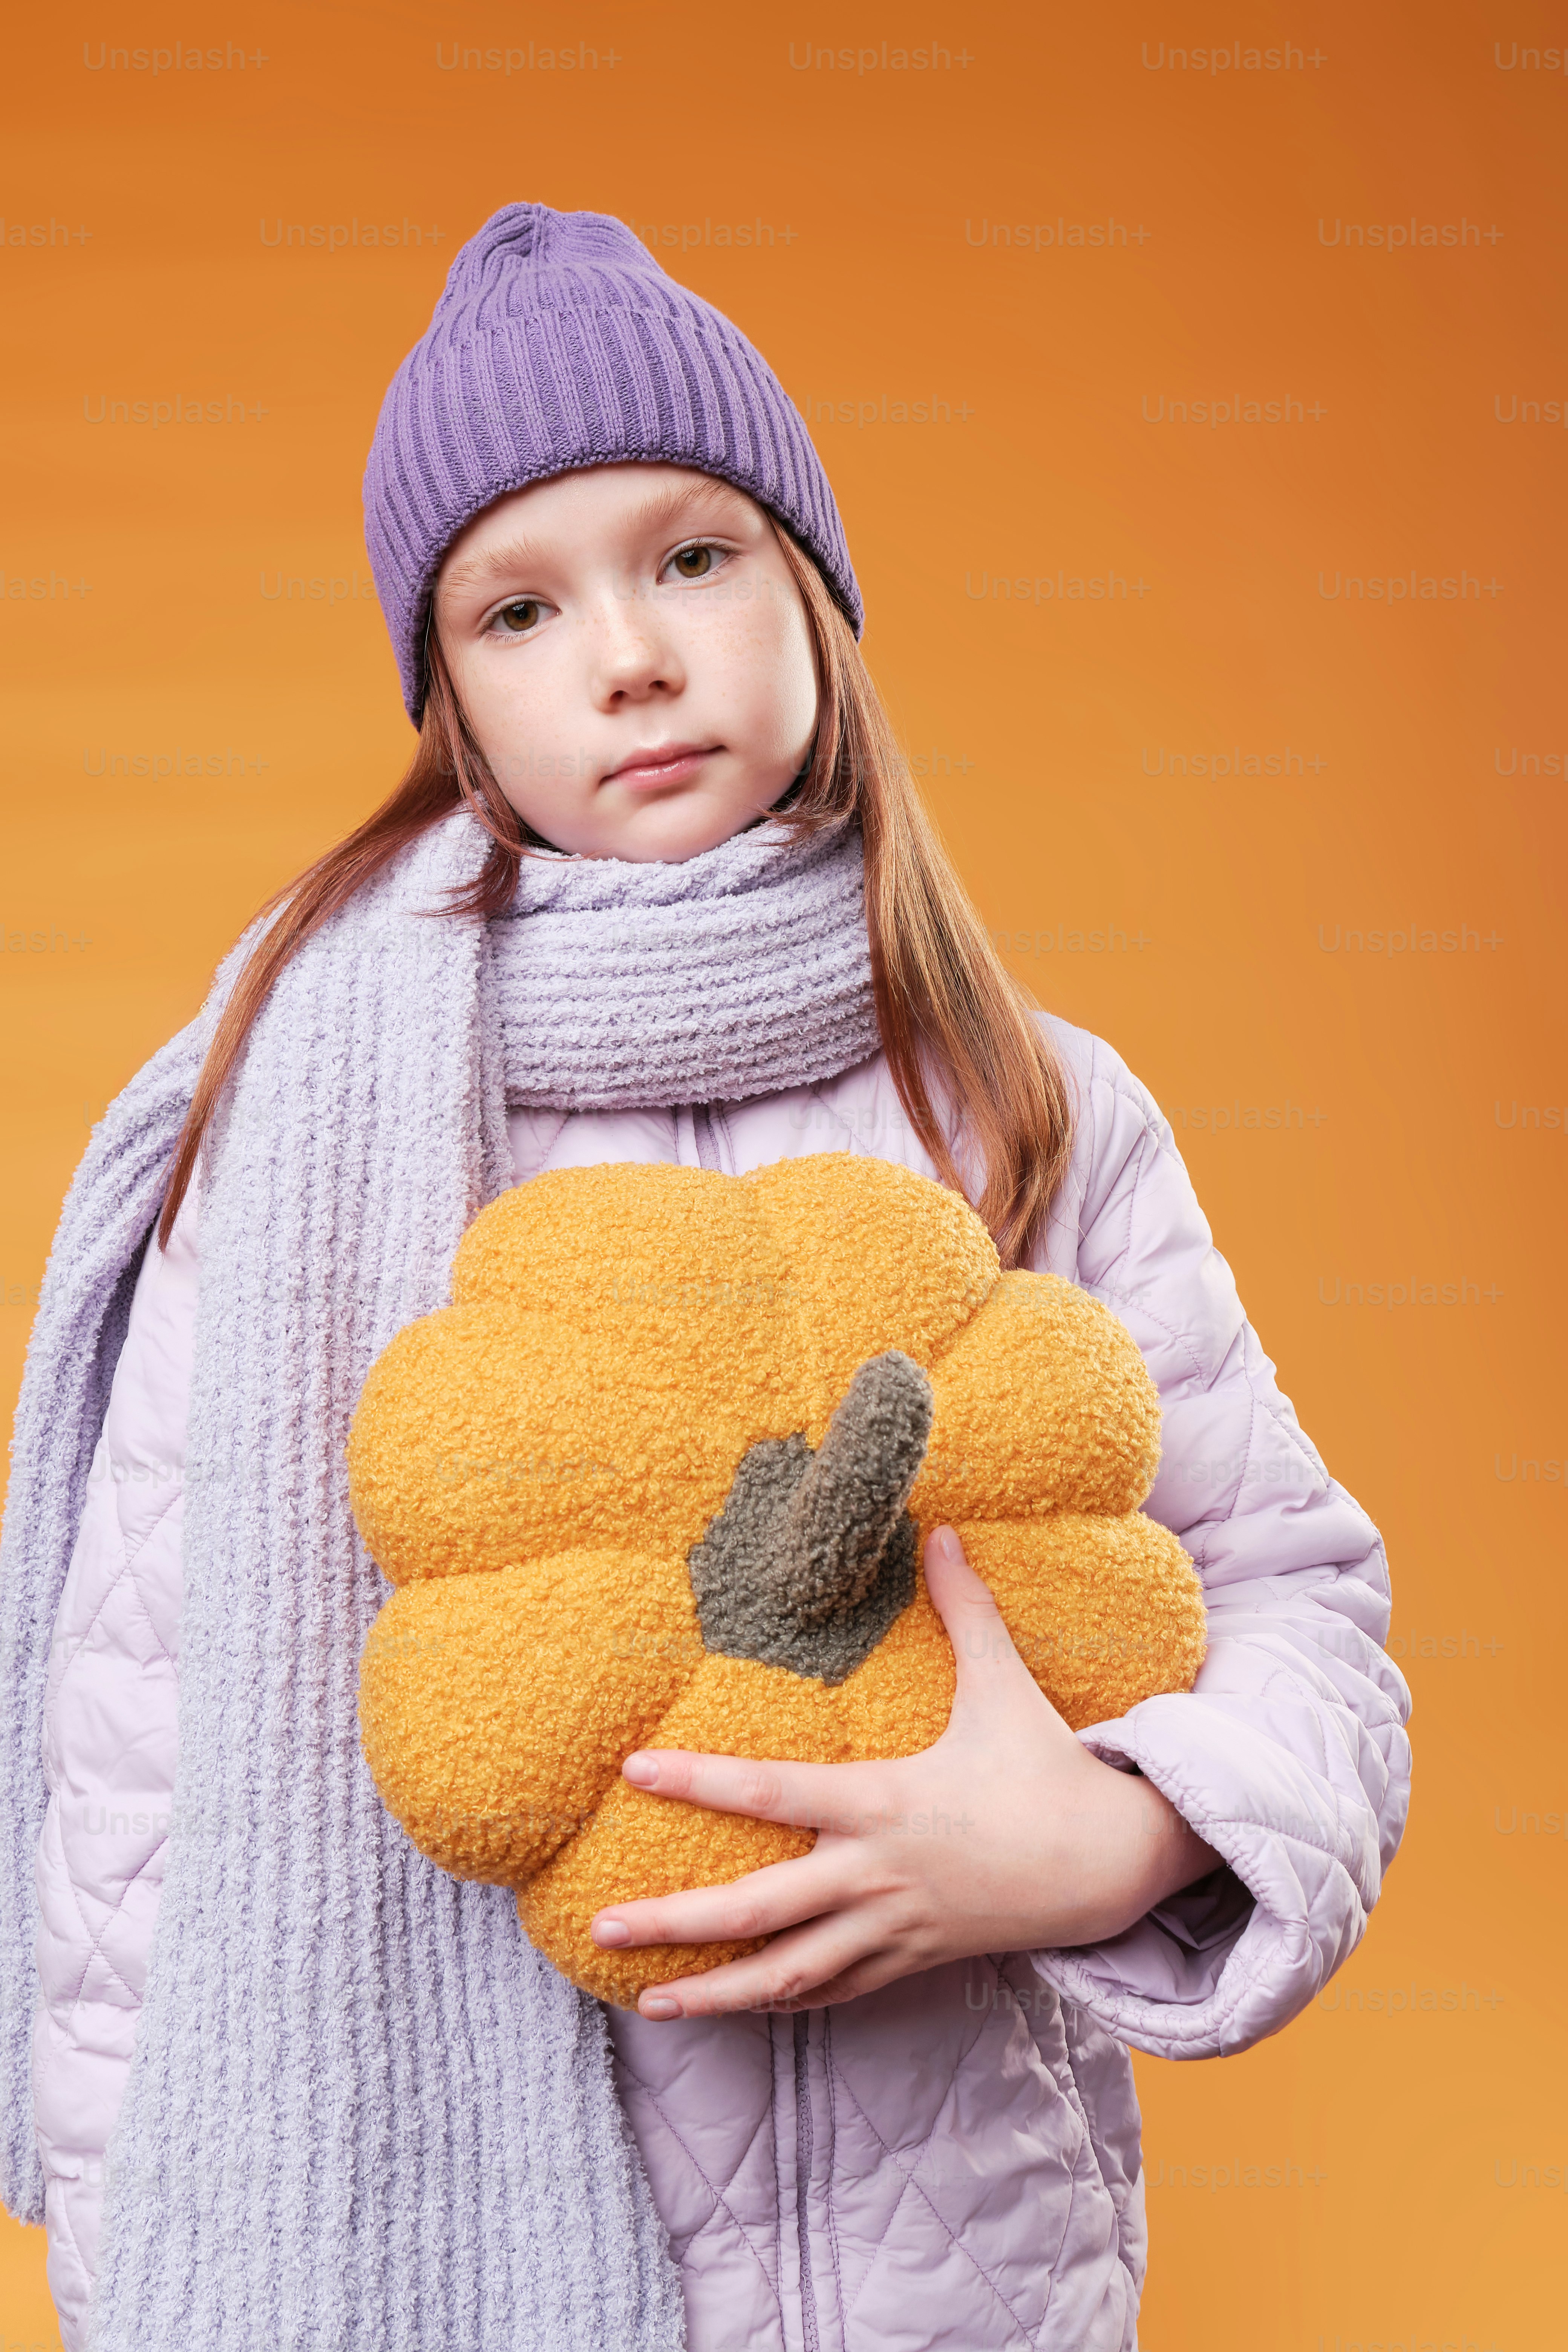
[2,3,1563,2345]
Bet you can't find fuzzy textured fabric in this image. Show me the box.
[364,199,862,720]
[491,816,880,1110]
[688,1350,932,1686]
[0,807,732,2349]
[348,1155,1210,2011]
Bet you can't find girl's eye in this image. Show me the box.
[492,599,542,634]
[669,543,720,580]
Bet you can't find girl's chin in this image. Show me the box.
[573,788,778,863]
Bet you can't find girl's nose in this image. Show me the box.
[587,582,687,707]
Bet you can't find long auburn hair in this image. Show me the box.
[156,524,1073,1263]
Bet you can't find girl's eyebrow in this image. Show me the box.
[438,479,755,597]
[439,536,546,593]
[621,476,754,538]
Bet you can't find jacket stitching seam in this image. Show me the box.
[612,2072,784,2311]
[830,2068,1038,2345]
[833,2082,946,2288]
[510,1109,567,1182]
[1054,1999,1142,2280]
[620,2056,778,2205]
[118,1483,181,1576]
[49,1517,181,1722]
[52,1480,181,1687]
[1043,1891,1326,2043]
[992,1972,1084,2343]
[1089,1262,1210,1393]
[122,1540,180,1669]
[790,1084,856,1150]
[820,2010,846,2338]
[838,2170,927,2325]
[41,2168,92,2302]
[57,1845,161,2007]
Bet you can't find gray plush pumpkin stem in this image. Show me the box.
[686,1350,935,1686]
[782,1352,935,1623]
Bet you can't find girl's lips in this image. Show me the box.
[602,745,717,791]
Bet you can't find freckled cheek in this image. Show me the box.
[683,600,817,757]
[462,644,586,781]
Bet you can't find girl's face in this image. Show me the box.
[433,463,821,862]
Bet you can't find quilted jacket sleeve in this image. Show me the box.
[1028,1027,1412,2059]
[31,1188,197,2351]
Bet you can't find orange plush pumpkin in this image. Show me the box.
[347,1154,1207,2007]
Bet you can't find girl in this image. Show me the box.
[0,202,1410,2352]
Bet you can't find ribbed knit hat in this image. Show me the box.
[363,201,862,721]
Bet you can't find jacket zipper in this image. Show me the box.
[690,1104,724,1171]
[793,2011,821,2352]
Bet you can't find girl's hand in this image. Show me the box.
[590,1525,1222,2019]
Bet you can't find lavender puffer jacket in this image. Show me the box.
[33,1019,1411,2351]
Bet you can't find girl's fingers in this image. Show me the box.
[591,1846,855,1953]
[598,1530,1078,2014]
[923,1524,1071,1730]
[921,1524,1020,1675]
[619,1744,888,1832]
[635,1911,895,2019]
[617,1532,1041,1834]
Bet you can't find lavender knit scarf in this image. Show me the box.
[492,814,879,1109]
[0,809,877,2351]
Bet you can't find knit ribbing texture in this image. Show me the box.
[363,201,863,722]
[3,811,759,2350]
[492,816,879,1110]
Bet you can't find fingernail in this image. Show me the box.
[592,1917,631,1947]
[933,1525,963,1564]
[640,1995,681,2020]
[622,1752,660,1787]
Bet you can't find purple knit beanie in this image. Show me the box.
[363,200,862,721]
